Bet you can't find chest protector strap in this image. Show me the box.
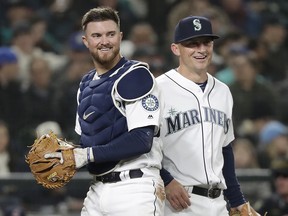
[114,62,155,102]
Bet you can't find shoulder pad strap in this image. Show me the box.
[115,63,155,101]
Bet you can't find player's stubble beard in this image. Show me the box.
[91,45,121,68]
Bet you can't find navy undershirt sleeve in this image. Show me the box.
[223,143,246,208]
[92,125,155,162]
[160,168,174,186]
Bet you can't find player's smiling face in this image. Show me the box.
[82,20,122,69]
[172,37,214,74]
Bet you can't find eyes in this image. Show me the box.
[91,31,116,38]
[181,39,213,48]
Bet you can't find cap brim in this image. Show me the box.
[175,34,220,43]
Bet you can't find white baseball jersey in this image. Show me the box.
[156,69,235,188]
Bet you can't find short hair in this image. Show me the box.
[81,7,120,31]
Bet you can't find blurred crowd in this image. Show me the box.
[1,0,288,215]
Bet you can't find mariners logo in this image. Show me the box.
[193,19,201,31]
[165,106,230,136]
[142,94,159,111]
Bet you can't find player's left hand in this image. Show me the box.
[165,179,191,211]
[230,202,266,216]
[25,131,76,189]
[45,147,94,169]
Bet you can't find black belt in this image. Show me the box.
[192,186,221,199]
[94,169,143,183]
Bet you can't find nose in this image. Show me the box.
[100,35,109,45]
[197,43,207,52]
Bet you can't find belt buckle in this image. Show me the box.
[108,172,119,183]
[96,175,103,181]
[208,185,221,199]
[99,175,107,182]
[96,172,119,183]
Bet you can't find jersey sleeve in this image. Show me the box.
[124,83,162,135]
[74,88,82,135]
[223,89,235,146]
[224,118,235,146]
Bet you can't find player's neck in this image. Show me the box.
[93,55,122,75]
[176,67,208,83]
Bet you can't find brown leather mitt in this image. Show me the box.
[229,202,267,216]
[25,131,76,189]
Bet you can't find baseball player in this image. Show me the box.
[157,16,261,215]
[69,7,164,216]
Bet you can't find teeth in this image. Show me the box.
[99,47,110,51]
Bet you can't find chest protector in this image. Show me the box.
[78,59,147,174]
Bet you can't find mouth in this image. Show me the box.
[98,47,112,52]
[194,55,207,60]
[193,53,208,63]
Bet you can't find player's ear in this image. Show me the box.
[171,43,180,56]
[82,35,89,48]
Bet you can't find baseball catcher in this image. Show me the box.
[26,131,94,189]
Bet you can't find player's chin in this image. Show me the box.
[92,53,112,64]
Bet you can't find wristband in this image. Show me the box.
[87,147,91,163]
[87,147,94,163]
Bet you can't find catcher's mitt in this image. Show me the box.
[25,131,76,189]
[229,202,267,216]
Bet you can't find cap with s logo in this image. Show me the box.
[174,16,219,43]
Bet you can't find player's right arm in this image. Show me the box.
[160,168,191,210]
[222,143,246,207]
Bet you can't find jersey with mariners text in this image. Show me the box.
[157,69,235,188]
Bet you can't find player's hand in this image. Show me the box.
[230,202,264,216]
[235,203,261,215]
[73,148,92,168]
[165,179,191,211]
[44,151,64,163]
[45,147,94,169]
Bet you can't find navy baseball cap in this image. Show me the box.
[0,47,18,65]
[174,16,219,43]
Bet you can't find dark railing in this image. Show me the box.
[0,169,273,215]
[236,168,271,181]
